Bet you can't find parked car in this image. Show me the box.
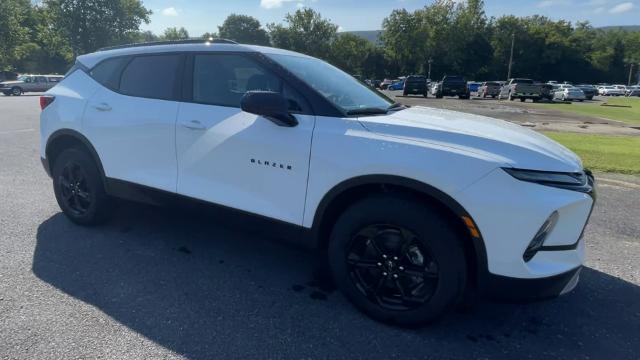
[402,75,428,97]
[625,85,640,97]
[476,82,501,98]
[388,80,405,91]
[1,74,64,96]
[40,40,594,326]
[372,79,382,89]
[467,82,481,94]
[380,79,394,90]
[540,84,555,101]
[553,85,586,102]
[575,85,596,100]
[435,75,470,99]
[598,86,625,96]
[430,82,441,96]
[498,78,542,102]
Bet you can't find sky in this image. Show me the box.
[141,0,640,36]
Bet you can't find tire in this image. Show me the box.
[520,97,526,102]
[328,195,467,326]
[52,148,112,226]
[492,95,497,99]
[423,92,428,98]
[11,87,22,96]
[436,93,443,99]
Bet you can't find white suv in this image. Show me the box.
[40,40,595,326]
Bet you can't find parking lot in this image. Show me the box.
[1,94,639,359]
[382,90,640,136]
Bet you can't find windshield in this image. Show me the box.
[267,54,393,114]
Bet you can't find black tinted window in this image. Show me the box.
[193,54,283,107]
[120,54,182,100]
[90,57,129,90]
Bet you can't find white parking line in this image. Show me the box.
[0,128,35,135]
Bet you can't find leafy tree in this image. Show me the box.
[268,8,338,59]
[162,27,190,40]
[218,14,270,45]
[330,33,374,75]
[201,32,218,40]
[43,0,151,56]
[0,0,32,71]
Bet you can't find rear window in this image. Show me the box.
[90,57,130,90]
[119,54,183,100]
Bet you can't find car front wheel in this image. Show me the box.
[11,87,22,96]
[328,195,467,326]
[52,148,112,225]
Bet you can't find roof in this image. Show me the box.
[76,41,312,69]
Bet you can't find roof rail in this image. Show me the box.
[97,38,239,52]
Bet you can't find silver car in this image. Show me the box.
[553,85,586,102]
[1,74,63,96]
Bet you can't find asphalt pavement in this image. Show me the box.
[0,95,639,359]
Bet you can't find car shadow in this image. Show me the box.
[32,203,640,359]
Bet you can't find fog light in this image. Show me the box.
[523,211,559,262]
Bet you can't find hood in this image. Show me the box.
[358,106,582,172]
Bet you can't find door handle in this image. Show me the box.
[182,120,206,130]
[92,102,112,112]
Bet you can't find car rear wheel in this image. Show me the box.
[11,87,22,96]
[52,148,112,225]
[328,195,467,326]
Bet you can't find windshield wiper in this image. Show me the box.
[346,107,389,116]
[387,102,407,111]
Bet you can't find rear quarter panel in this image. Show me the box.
[40,70,101,159]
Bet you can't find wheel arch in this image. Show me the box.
[45,129,106,183]
[311,175,489,294]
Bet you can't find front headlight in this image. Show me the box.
[503,168,594,194]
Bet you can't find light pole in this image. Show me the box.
[628,63,635,86]
[507,32,515,80]
[428,58,433,81]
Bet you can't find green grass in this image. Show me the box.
[543,132,640,174]
[539,97,640,125]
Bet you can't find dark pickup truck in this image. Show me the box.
[435,75,470,99]
[403,75,428,97]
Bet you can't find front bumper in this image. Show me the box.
[457,168,594,285]
[487,266,582,301]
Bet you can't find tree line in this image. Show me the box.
[1,0,639,83]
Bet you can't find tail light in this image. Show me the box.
[40,96,55,110]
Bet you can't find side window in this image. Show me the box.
[192,54,307,112]
[90,57,130,90]
[36,76,47,83]
[119,54,182,100]
[24,77,32,83]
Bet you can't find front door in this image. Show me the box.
[176,53,315,225]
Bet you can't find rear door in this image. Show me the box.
[83,53,184,192]
[175,53,315,225]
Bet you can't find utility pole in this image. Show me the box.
[507,32,515,80]
[628,63,635,86]
[428,58,433,81]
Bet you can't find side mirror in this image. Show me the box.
[240,91,298,127]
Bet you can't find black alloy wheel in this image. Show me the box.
[58,161,92,217]
[52,148,112,225]
[346,224,439,311]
